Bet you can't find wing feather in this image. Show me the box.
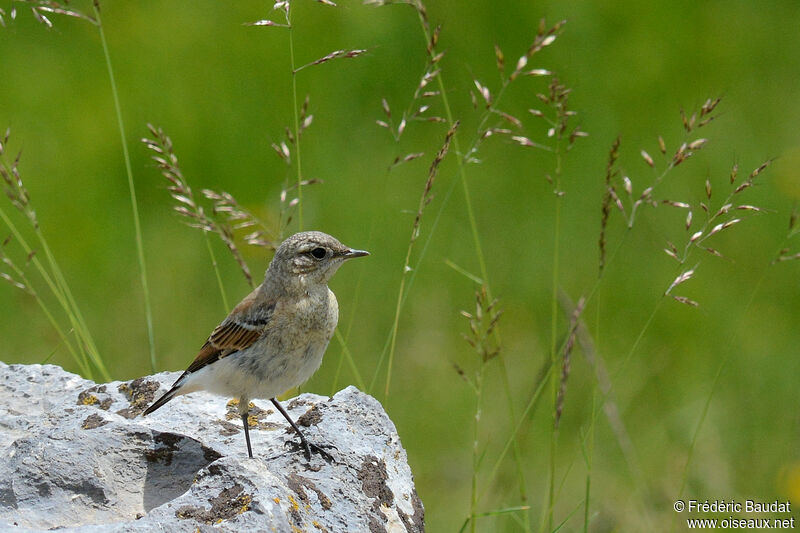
[181,287,275,376]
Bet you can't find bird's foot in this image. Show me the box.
[285,438,336,463]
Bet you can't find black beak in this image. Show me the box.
[343,249,369,259]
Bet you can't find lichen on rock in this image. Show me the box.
[0,362,424,532]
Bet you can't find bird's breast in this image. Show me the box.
[262,287,338,351]
[227,288,338,397]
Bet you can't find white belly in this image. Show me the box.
[186,340,328,400]
[182,288,338,401]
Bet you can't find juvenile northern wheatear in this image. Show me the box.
[142,231,368,459]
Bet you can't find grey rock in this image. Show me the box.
[0,362,424,532]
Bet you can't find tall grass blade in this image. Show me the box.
[94,3,157,373]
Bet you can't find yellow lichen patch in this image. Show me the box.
[81,394,98,406]
[239,494,252,514]
[130,394,147,408]
[227,398,256,409]
[226,399,261,422]
[273,497,281,504]
[288,494,299,512]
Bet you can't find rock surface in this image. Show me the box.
[0,362,424,532]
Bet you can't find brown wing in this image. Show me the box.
[183,288,275,375]
[207,319,263,352]
[143,289,275,415]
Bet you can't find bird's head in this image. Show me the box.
[267,231,369,291]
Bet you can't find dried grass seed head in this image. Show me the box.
[555,296,584,428]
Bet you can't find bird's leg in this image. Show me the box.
[270,398,333,462]
[238,397,254,459]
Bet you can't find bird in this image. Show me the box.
[142,231,368,460]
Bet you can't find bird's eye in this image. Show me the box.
[310,247,327,260]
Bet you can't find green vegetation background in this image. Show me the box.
[1,0,799,530]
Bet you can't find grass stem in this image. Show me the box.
[0,203,106,379]
[288,12,303,231]
[35,226,109,379]
[674,264,770,531]
[411,10,531,525]
[94,3,156,374]
[203,233,229,312]
[545,197,561,533]
[0,221,90,376]
[470,366,485,533]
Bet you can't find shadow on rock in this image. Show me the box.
[142,431,222,512]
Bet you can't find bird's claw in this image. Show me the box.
[285,439,335,463]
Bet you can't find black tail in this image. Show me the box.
[142,383,182,416]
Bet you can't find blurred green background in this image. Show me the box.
[1,0,799,530]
